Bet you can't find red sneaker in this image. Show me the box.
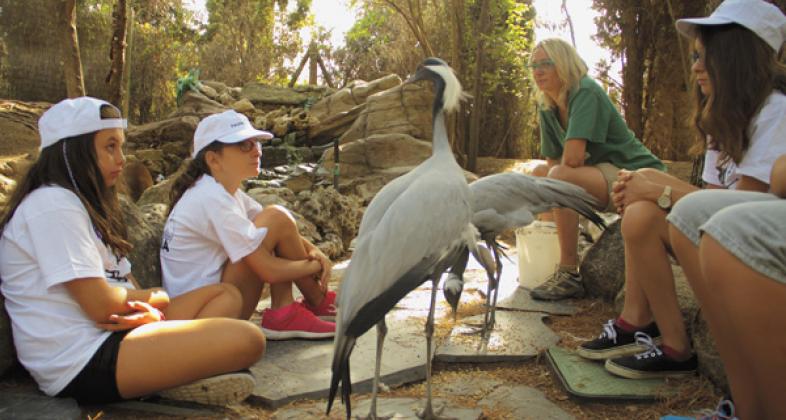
[301,290,337,321]
[261,302,335,340]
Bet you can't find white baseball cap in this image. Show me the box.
[676,0,786,52]
[193,110,273,158]
[38,97,127,150]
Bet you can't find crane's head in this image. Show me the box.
[406,57,465,114]
[443,272,463,319]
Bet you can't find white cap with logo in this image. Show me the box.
[39,97,127,150]
[192,110,273,158]
[676,0,786,52]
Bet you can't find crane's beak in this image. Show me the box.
[405,67,429,84]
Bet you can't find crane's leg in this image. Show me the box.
[418,277,448,419]
[366,319,390,420]
[485,239,504,333]
[473,243,496,336]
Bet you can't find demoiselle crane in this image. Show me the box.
[327,57,480,420]
[443,172,606,332]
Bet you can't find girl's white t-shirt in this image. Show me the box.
[160,175,266,298]
[0,186,133,396]
[703,91,786,188]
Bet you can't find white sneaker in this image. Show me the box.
[158,371,255,406]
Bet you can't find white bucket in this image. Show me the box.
[516,221,560,289]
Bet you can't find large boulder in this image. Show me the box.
[580,220,625,302]
[176,90,228,116]
[320,133,432,178]
[120,196,166,289]
[309,75,401,122]
[307,103,365,145]
[0,100,49,156]
[294,187,363,254]
[339,83,434,145]
[241,83,330,107]
[126,115,198,154]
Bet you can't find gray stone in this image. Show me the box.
[175,90,228,116]
[241,83,329,107]
[249,307,429,408]
[478,385,574,420]
[350,397,482,420]
[435,311,559,363]
[495,286,578,316]
[580,220,624,302]
[121,197,166,289]
[0,392,81,420]
[103,400,224,417]
[309,75,401,123]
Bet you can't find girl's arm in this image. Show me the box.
[242,248,321,284]
[63,277,159,324]
[561,139,587,168]
[736,175,769,192]
[125,273,170,309]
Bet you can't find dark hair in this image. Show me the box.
[0,105,132,256]
[167,141,225,213]
[692,23,786,167]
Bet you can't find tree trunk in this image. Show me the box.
[62,0,85,97]
[447,0,467,155]
[561,0,577,47]
[467,0,490,172]
[620,1,644,140]
[106,0,128,108]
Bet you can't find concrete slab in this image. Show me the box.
[435,311,559,363]
[0,392,81,420]
[101,400,226,417]
[478,385,575,420]
[350,397,482,420]
[249,308,430,409]
[546,347,676,401]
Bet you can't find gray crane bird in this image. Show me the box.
[443,172,606,333]
[327,57,479,420]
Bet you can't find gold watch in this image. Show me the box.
[657,185,673,210]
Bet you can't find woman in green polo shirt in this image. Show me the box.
[528,37,664,301]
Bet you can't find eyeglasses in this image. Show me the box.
[233,139,262,153]
[528,59,555,70]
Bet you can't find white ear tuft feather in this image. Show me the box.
[424,64,467,113]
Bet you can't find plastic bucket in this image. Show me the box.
[516,221,560,289]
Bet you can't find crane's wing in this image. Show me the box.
[356,165,422,238]
[470,172,605,233]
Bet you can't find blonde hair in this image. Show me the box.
[531,38,588,108]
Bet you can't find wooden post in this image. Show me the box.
[308,44,318,85]
[63,0,86,97]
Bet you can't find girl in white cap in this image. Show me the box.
[578,0,786,386]
[0,97,265,405]
[161,110,336,340]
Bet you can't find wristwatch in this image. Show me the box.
[657,185,673,210]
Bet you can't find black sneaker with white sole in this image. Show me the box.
[577,319,661,360]
[604,332,697,379]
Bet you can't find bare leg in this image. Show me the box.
[368,320,389,420]
[670,226,753,415]
[164,283,243,320]
[547,165,609,267]
[621,201,690,354]
[700,236,786,420]
[116,318,265,398]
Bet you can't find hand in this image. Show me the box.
[307,249,332,293]
[148,288,170,310]
[612,170,660,214]
[96,301,164,331]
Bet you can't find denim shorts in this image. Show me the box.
[667,189,786,283]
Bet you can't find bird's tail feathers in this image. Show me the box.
[327,335,356,418]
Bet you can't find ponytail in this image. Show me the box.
[168,142,223,213]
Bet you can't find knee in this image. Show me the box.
[530,163,550,178]
[547,164,575,182]
[621,201,664,241]
[233,321,266,365]
[218,283,243,311]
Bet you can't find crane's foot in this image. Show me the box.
[417,402,455,420]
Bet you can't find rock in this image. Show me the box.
[581,220,625,302]
[0,100,49,156]
[271,115,291,137]
[320,133,432,178]
[241,83,331,107]
[197,83,218,99]
[121,196,166,289]
[176,90,228,115]
[260,146,290,168]
[307,103,365,145]
[294,187,363,252]
[339,83,434,145]
[133,149,166,177]
[308,74,401,122]
[231,98,256,114]
[316,232,343,260]
[282,172,313,194]
[0,293,17,376]
[122,160,154,202]
[201,80,230,96]
[217,92,235,106]
[126,115,198,156]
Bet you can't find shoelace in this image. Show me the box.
[633,331,662,360]
[599,319,618,343]
[696,398,737,420]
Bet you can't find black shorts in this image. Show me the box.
[56,330,129,404]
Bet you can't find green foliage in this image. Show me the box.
[176,69,201,104]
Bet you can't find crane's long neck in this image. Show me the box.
[432,108,452,157]
[430,77,452,157]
